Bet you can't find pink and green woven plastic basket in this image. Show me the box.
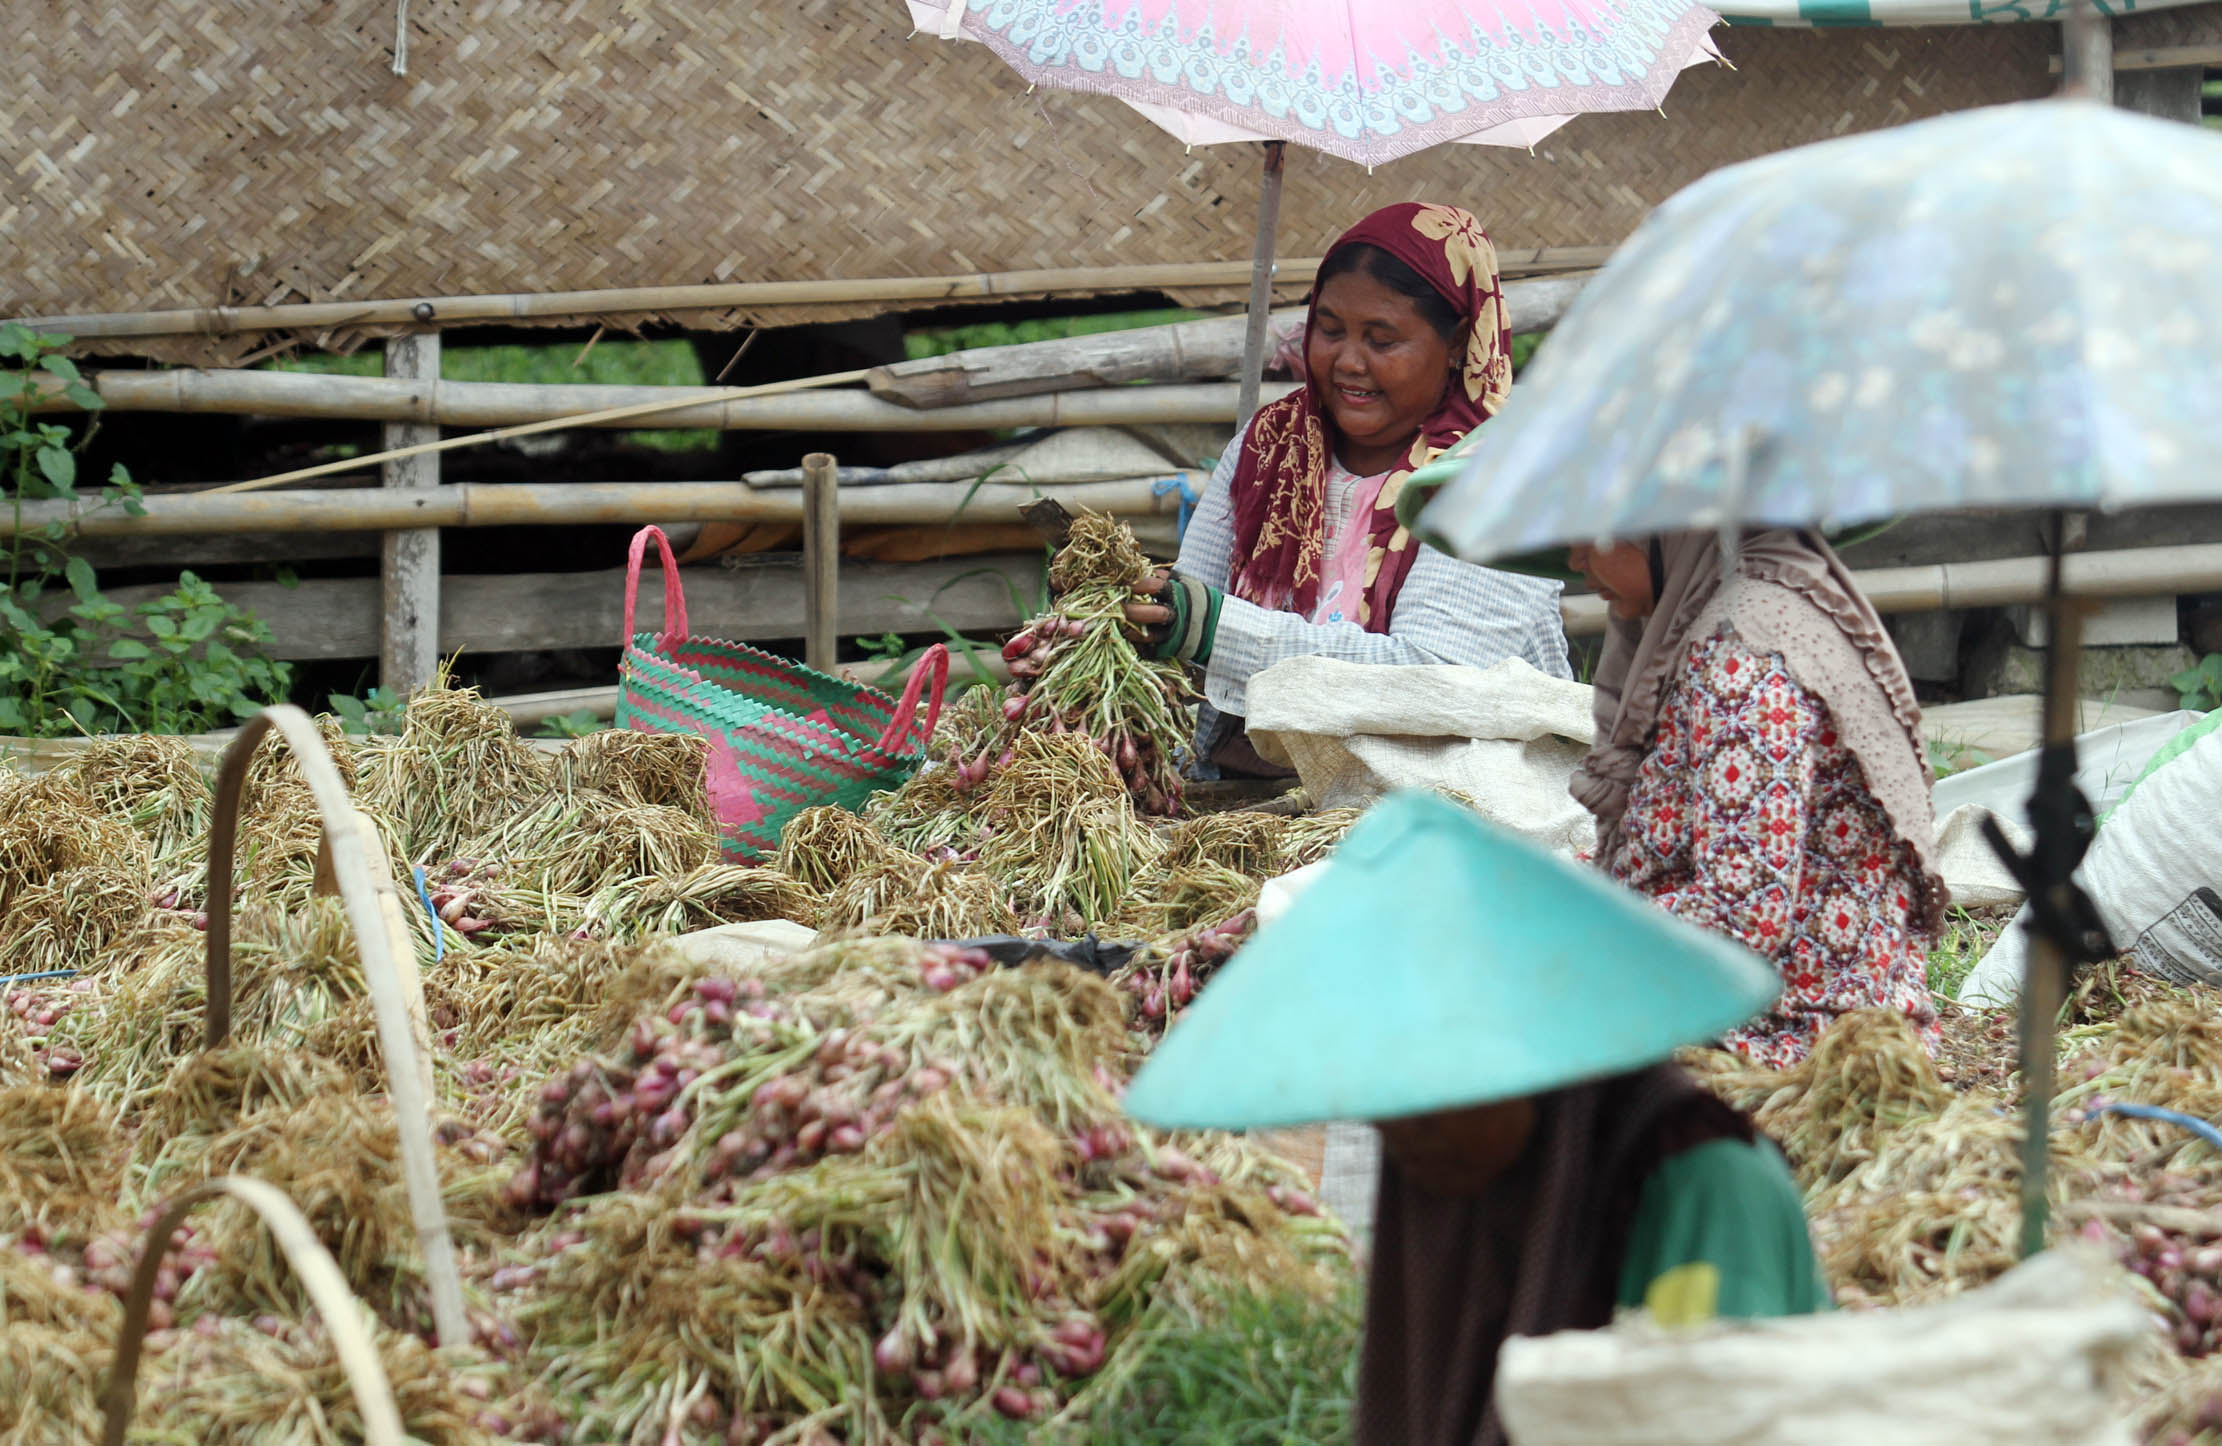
[612,526,948,862]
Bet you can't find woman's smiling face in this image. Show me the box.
[1305,268,1457,476]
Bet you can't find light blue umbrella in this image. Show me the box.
[1412,94,2222,1261]
[1409,97,2222,561]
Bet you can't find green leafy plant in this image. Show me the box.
[328,687,408,737]
[2,323,294,737]
[533,708,605,739]
[2172,653,2222,713]
[854,631,909,664]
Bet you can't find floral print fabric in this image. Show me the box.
[1604,626,1938,1068]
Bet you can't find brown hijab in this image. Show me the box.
[1570,529,1946,933]
[1355,1067,1751,1446]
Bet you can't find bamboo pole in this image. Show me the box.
[802,452,840,673]
[0,477,1187,538]
[13,260,1325,341]
[867,272,1592,409]
[31,369,1280,441]
[1236,141,1287,432]
[1556,543,2222,635]
[10,249,1614,344]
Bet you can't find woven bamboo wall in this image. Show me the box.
[3,2,2055,364]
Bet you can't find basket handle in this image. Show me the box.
[873,644,950,753]
[623,525,691,647]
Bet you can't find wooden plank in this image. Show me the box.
[380,331,441,695]
[2049,40,2222,71]
[72,531,383,568]
[801,452,840,672]
[38,555,1045,664]
[2114,64,2206,122]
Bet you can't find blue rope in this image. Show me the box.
[2090,1100,2222,1155]
[411,865,446,966]
[1152,474,1201,541]
[0,970,78,989]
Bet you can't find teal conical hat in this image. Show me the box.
[1123,792,1779,1131]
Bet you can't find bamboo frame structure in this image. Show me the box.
[10,250,1616,344]
[100,1175,406,1446]
[31,369,1280,436]
[13,259,1331,341]
[204,705,467,1349]
[1,478,1186,540]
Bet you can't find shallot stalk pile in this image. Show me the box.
[497,942,1344,1441]
[964,512,1193,817]
[1111,908,1258,1034]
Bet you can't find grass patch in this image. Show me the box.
[972,1286,1362,1444]
[902,308,1204,361]
[267,338,717,452]
[1928,905,2009,1004]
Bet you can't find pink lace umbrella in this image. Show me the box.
[905,0,1722,418]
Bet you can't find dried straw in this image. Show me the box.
[0,1086,127,1233]
[977,733,1157,928]
[0,1321,112,1441]
[174,1091,503,1331]
[0,780,155,977]
[132,1314,496,1446]
[775,805,901,896]
[861,764,979,857]
[555,728,712,822]
[1048,510,1152,596]
[593,863,823,939]
[45,735,212,865]
[819,855,1020,941]
[352,684,555,859]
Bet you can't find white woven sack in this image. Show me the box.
[1961,716,2222,1004]
[1497,1249,2147,1446]
[1244,655,1598,857]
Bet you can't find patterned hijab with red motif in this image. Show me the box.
[1224,202,1513,631]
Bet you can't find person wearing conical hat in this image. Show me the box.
[1123,793,1830,1446]
[1118,203,1571,779]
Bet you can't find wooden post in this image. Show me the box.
[2062,4,2114,102]
[801,452,840,673]
[1236,141,1288,434]
[379,331,440,697]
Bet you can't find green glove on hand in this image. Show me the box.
[1150,572,1223,665]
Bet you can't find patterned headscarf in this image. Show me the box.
[1225,202,1513,631]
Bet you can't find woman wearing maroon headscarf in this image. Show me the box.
[1125,203,1571,778]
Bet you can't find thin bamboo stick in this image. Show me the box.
[208,368,869,494]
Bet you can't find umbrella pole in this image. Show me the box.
[2016,512,2091,1257]
[1235,141,1287,434]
